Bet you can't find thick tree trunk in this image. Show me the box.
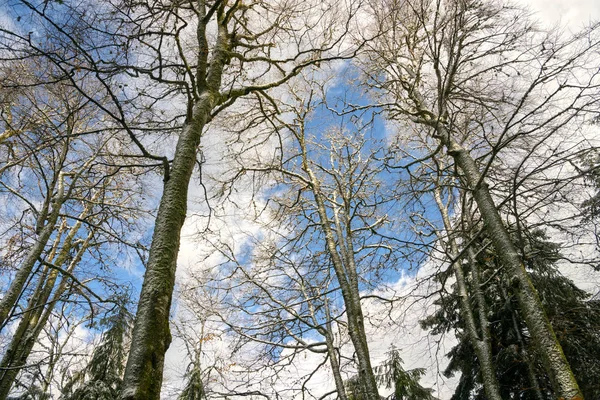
[440,127,583,400]
[120,93,216,400]
[120,4,232,395]
[433,189,503,400]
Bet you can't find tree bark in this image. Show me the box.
[120,10,230,398]
[324,300,349,400]
[120,93,219,400]
[439,126,583,400]
[432,188,502,400]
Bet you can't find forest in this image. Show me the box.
[0,0,599,399]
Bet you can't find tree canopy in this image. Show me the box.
[0,0,599,399]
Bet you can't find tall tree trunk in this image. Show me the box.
[120,9,230,398]
[438,126,582,399]
[324,299,349,400]
[304,166,380,400]
[120,94,217,400]
[433,188,503,400]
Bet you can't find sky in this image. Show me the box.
[525,0,600,28]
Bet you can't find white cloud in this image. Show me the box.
[521,0,600,29]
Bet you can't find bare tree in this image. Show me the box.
[0,57,150,398]
[206,75,432,400]
[430,179,502,399]
[205,227,352,399]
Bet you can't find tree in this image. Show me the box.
[429,172,502,400]
[171,270,225,400]
[5,301,92,400]
[177,366,206,400]
[207,75,428,400]
[2,0,598,397]
[580,149,600,250]
[0,53,149,397]
[6,386,49,400]
[343,349,435,400]
[60,299,132,400]
[424,227,600,399]
[208,237,352,400]
[344,375,382,400]
[0,99,76,329]
[374,349,437,400]
[361,0,600,397]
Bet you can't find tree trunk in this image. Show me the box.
[440,127,583,400]
[305,167,380,400]
[0,173,66,329]
[120,12,230,396]
[433,188,503,400]
[324,300,349,400]
[120,94,216,400]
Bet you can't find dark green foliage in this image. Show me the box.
[6,384,50,400]
[422,229,600,399]
[60,300,132,400]
[581,151,600,222]
[527,235,600,398]
[344,349,436,400]
[374,349,437,400]
[580,150,600,259]
[177,364,206,400]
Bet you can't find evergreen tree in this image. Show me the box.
[581,150,600,222]
[344,349,436,400]
[6,384,49,400]
[177,363,206,400]
[580,150,600,255]
[374,349,437,400]
[422,229,600,399]
[60,300,132,400]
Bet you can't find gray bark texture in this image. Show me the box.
[441,128,583,400]
[433,189,502,400]
[120,93,217,400]
[324,301,349,400]
[120,11,229,398]
[305,167,380,400]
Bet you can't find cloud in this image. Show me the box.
[520,0,600,29]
